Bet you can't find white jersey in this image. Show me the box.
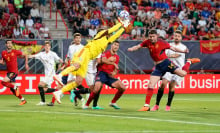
[87,54,101,73]
[163,42,187,85]
[34,51,61,76]
[166,42,187,68]
[67,44,84,60]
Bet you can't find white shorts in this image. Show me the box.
[85,72,96,86]
[67,74,76,82]
[162,72,183,85]
[40,76,54,88]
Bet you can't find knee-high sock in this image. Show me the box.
[167,91,175,106]
[10,88,23,100]
[74,89,83,100]
[108,23,122,34]
[85,92,95,106]
[38,87,45,102]
[156,88,164,105]
[60,66,76,76]
[1,81,15,89]
[111,90,124,103]
[145,88,154,105]
[93,90,101,107]
[182,62,191,73]
[61,82,77,93]
[108,28,125,43]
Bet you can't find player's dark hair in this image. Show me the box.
[174,30,182,36]
[73,33,81,38]
[114,40,120,44]
[5,40,12,44]
[148,29,157,35]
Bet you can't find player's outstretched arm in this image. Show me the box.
[127,44,142,52]
[23,54,29,71]
[170,46,189,53]
[0,58,5,65]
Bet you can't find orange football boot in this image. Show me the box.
[138,106,150,111]
[187,58,200,64]
[19,100,27,105]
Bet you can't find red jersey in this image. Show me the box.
[1,49,23,73]
[140,39,170,62]
[98,50,119,74]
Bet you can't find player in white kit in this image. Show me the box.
[151,30,187,111]
[28,41,63,105]
[72,54,104,109]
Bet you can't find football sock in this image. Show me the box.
[85,92,95,106]
[182,62,191,73]
[61,82,77,93]
[108,23,122,34]
[51,96,56,104]
[111,90,124,103]
[60,66,76,76]
[108,28,125,43]
[74,89,83,100]
[38,87,45,102]
[145,88,154,105]
[156,87,164,105]
[167,91,175,106]
[10,88,24,100]
[93,90,101,107]
[45,88,55,93]
[1,81,15,88]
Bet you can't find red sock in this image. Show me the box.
[17,94,23,99]
[51,96,56,103]
[182,62,191,73]
[85,92,95,106]
[145,88,154,105]
[1,81,15,88]
[111,90,124,103]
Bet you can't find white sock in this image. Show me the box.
[144,104,150,107]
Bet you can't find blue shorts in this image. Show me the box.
[151,59,178,77]
[62,75,68,85]
[7,72,17,82]
[95,71,118,88]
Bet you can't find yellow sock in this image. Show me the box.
[108,23,122,34]
[60,66,76,76]
[61,82,77,93]
[108,28,125,43]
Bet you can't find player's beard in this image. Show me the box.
[174,39,180,44]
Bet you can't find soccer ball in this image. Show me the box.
[119,10,129,20]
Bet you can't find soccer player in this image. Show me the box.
[72,54,103,109]
[127,29,200,111]
[0,40,29,105]
[84,41,125,109]
[53,19,130,104]
[151,30,187,111]
[28,41,63,105]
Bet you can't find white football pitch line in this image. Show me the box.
[0,109,220,127]
[55,130,220,133]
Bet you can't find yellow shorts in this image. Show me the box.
[71,48,90,78]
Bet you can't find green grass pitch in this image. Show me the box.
[0,94,220,133]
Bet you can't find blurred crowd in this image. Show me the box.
[0,0,51,39]
[60,0,220,40]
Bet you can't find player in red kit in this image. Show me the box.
[83,41,126,109]
[128,30,200,111]
[0,40,29,105]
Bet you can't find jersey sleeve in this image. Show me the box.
[140,40,149,48]
[53,52,61,62]
[34,52,42,60]
[15,50,23,56]
[163,41,171,49]
[1,52,5,60]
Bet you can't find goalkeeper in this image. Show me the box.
[53,18,130,103]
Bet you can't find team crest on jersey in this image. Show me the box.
[155,44,159,49]
[11,52,14,56]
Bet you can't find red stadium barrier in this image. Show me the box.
[0,74,219,95]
